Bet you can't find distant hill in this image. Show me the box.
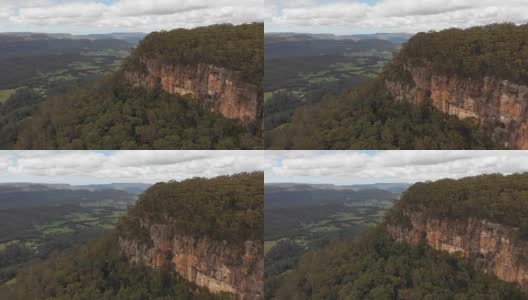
[0,182,150,194]
[0,35,131,59]
[2,173,264,299]
[0,183,137,208]
[0,32,146,44]
[12,23,264,150]
[266,182,410,193]
[265,37,395,60]
[275,173,528,299]
[265,183,399,209]
[265,32,413,44]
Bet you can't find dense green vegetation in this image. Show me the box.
[263,36,394,132]
[14,73,261,149]
[0,174,262,299]
[275,228,525,300]
[395,23,528,83]
[0,34,134,149]
[128,23,263,85]
[0,232,230,300]
[264,184,397,299]
[0,185,137,285]
[121,172,263,244]
[398,173,528,238]
[266,79,495,149]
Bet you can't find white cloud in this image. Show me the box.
[2,0,264,34]
[265,151,528,184]
[1,151,265,184]
[268,0,528,33]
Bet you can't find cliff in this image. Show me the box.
[125,59,262,132]
[385,66,528,149]
[119,221,263,300]
[386,210,528,290]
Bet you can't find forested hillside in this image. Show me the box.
[276,228,525,299]
[273,173,528,299]
[120,172,263,243]
[264,184,399,300]
[391,23,528,83]
[0,184,138,287]
[1,23,263,149]
[15,73,260,149]
[0,34,133,149]
[395,173,528,238]
[1,173,263,299]
[265,23,528,149]
[129,23,263,85]
[266,79,494,149]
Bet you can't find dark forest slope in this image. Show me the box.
[9,23,263,149]
[1,173,263,299]
[274,173,528,299]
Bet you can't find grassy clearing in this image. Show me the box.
[264,240,278,255]
[0,89,16,103]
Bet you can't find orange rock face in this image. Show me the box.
[386,211,528,290]
[385,65,528,148]
[125,58,262,132]
[119,223,263,300]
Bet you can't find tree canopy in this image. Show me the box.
[276,228,526,300]
[15,73,262,150]
[119,172,264,244]
[0,232,231,300]
[127,23,263,86]
[266,79,494,149]
[397,173,528,238]
[393,23,528,83]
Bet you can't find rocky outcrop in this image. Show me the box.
[386,210,528,290]
[125,59,262,131]
[385,64,528,148]
[119,222,263,299]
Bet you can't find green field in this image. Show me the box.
[0,89,16,103]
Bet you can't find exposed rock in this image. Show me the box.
[119,221,263,300]
[386,210,528,290]
[385,64,528,148]
[125,58,262,132]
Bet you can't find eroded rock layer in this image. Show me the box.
[385,65,528,148]
[119,222,263,300]
[386,210,528,290]
[125,59,261,130]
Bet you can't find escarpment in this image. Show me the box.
[125,60,262,129]
[386,210,528,290]
[119,222,263,299]
[117,172,264,299]
[383,24,528,149]
[122,23,263,133]
[385,65,528,148]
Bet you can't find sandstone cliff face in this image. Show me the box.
[385,64,528,148]
[125,58,262,131]
[119,221,263,300]
[386,210,528,290]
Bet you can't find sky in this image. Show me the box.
[0,0,264,34]
[266,0,528,34]
[265,151,528,185]
[3,150,528,186]
[0,151,266,185]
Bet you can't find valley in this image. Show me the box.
[271,174,528,299]
[0,33,140,149]
[0,183,149,286]
[264,183,407,299]
[0,23,263,150]
[265,24,528,149]
[1,172,264,300]
[264,33,406,133]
